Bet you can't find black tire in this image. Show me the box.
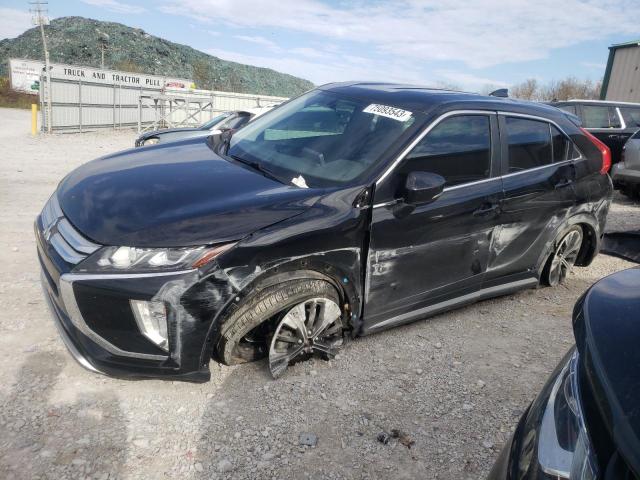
[541,225,584,287]
[215,279,340,366]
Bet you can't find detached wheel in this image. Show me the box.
[542,226,583,287]
[216,279,343,373]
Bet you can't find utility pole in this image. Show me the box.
[97,30,110,69]
[29,1,52,133]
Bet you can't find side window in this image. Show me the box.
[551,125,581,161]
[582,105,620,128]
[402,115,492,187]
[505,117,552,172]
[551,125,568,162]
[620,107,640,128]
[609,107,622,128]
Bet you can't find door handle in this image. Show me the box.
[554,178,573,189]
[473,203,499,216]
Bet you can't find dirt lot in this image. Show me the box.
[0,107,637,480]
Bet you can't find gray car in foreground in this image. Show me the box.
[612,129,640,198]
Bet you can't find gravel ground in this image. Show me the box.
[0,107,637,480]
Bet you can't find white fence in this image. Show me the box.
[39,76,287,132]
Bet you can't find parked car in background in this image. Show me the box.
[134,106,276,147]
[37,82,612,382]
[488,267,640,480]
[612,130,640,198]
[551,99,640,165]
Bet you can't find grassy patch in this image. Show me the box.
[0,77,38,109]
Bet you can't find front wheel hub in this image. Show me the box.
[268,298,343,379]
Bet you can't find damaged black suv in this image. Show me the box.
[37,82,613,382]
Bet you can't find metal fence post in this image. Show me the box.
[78,79,83,133]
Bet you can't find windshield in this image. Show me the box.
[227,90,419,188]
[200,112,232,130]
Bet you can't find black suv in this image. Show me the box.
[36,82,613,382]
[552,100,640,165]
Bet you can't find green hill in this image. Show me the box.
[0,16,314,97]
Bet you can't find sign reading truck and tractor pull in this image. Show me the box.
[9,58,195,94]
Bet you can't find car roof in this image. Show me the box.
[319,81,566,119]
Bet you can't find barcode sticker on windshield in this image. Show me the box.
[363,104,412,122]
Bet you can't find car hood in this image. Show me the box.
[57,138,322,247]
[573,267,640,476]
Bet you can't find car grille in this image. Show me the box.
[40,194,101,265]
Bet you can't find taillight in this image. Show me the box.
[580,128,611,175]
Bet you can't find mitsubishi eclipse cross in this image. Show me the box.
[36,82,613,382]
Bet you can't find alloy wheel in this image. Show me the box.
[548,229,583,286]
[268,298,343,379]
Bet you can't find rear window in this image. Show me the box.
[582,105,621,128]
[505,117,552,172]
[620,107,640,128]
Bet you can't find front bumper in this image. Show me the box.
[35,209,233,382]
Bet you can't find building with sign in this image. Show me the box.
[600,40,640,103]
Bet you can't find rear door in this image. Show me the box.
[485,113,579,285]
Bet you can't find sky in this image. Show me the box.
[1,0,639,91]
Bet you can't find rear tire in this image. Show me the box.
[541,225,583,287]
[215,279,341,366]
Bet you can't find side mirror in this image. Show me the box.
[403,171,446,205]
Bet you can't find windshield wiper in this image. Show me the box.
[228,154,284,185]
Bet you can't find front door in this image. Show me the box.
[364,112,503,332]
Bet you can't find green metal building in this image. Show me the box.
[601,40,640,102]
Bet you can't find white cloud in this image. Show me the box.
[0,8,33,40]
[206,47,431,86]
[81,0,146,14]
[436,70,510,90]
[234,35,280,51]
[581,61,606,70]
[163,0,640,69]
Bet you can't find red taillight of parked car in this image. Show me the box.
[580,128,611,175]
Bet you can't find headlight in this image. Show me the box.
[538,351,598,479]
[75,243,235,273]
[144,137,160,145]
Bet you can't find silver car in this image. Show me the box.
[134,106,276,147]
[612,129,640,199]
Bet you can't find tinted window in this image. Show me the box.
[551,125,568,162]
[582,105,621,128]
[505,117,552,172]
[620,107,640,128]
[402,115,491,187]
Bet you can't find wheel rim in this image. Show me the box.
[548,230,582,286]
[268,298,342,379]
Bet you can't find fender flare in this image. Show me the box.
[535,213,601,278]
